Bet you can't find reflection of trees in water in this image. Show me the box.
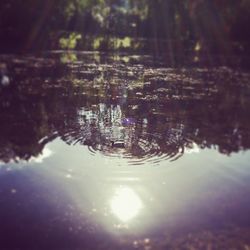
[57,103,189,163]
[0,54,250,163]
[0,94,50,163]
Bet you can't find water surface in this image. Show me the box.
[1,51,250,249]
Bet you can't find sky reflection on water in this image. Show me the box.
[2,138,250,235]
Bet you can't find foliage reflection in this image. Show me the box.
[0,53,250,164]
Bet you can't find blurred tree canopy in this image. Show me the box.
[0,0,250,52]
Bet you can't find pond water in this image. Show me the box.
[1,51,250,249]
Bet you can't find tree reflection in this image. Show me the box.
[0,53,250,164]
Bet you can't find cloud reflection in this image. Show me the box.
[30,148,52,163]
[110,186,143,223]
[185,143,200,154]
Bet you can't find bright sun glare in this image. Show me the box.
[110,186,143,223]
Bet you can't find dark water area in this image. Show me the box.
[1,51,250,249]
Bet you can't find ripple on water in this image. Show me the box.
[60,127,186,166]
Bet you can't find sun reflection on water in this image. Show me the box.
[110,186,143,223]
